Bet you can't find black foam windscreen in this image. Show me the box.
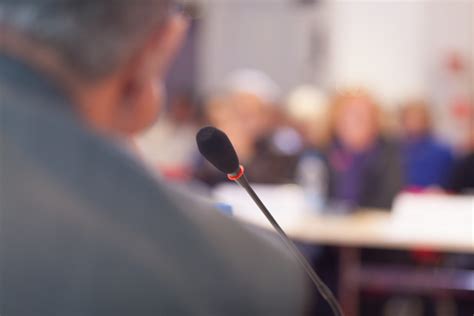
[196,126,240,174]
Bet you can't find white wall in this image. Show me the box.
[328,1,426,105]
[198,0,473,106]
[198,0,326,96]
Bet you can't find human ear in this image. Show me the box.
[111,14,188,135]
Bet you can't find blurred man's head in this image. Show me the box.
[228,92,274,140]
[204,93,264,162]
[203,69,281,161]
[286,85,329,148]
[400,99,432,139]
[330,89,381,152]
[223,69,280,141]
[0,1,187,136]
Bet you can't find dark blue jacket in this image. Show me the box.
[401,135,454,188]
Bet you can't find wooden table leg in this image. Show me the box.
[339,247,361,316]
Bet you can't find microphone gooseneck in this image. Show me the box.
[233,173,344,316]
[196,126,345,316]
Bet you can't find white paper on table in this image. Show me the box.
[213,183,309,229]
[390,193,474,244]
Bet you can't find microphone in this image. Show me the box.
[196,126,344,316]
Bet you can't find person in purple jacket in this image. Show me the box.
[325,89,403,210]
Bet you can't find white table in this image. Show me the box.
[225,192,474,316]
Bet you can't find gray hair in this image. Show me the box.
[0,0,173,79]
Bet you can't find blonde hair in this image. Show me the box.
[328,88,386,140]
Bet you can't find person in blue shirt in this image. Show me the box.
[400,99,454,189]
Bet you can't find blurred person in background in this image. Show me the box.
[399,99,454,190]
[286,85,330,150]
[286,85,330,212]
[325,88,403,210]
[311,88,404,315]
[135,92,198,180]
[0,1,307,315]
[395,100,470,316]
[447,124,474,194]
[193,69,300,186]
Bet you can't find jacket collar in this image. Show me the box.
[0,53,73,112]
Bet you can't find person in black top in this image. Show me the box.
[448,150,474,193]
[447,126,474,193]
[325,88,403,210]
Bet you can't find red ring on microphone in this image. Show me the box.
[227,165,244,181]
